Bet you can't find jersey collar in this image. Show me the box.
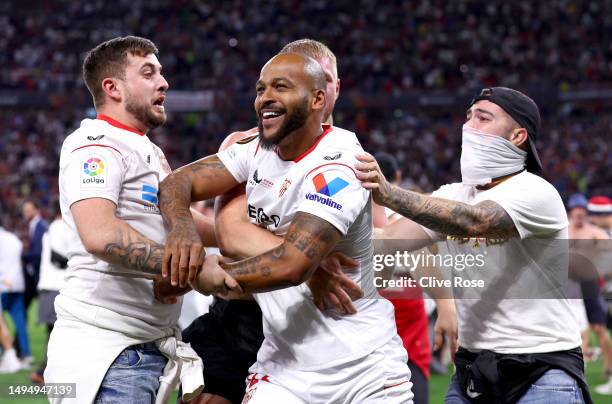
[96,114,146,136]
[293,124,332,163]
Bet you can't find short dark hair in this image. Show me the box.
[375,152,399,180]
[23,198,40,210]
[83,36,158,107]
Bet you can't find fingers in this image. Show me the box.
[186,244,204,287]
[340,277,364,300]
[170,247,181,286]
[355,153,375,163]
[320,255,341,272]
[326,291,344,314]
[434,328,443,351]
[162,248,172,279]
[333,285,357,314]
[450,331,458,361]
[335,253,359,269]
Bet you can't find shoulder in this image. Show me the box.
[219,128,259,152]
[62,119,127,158]
[431,182,464,199]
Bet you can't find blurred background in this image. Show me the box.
[0,1,611,402]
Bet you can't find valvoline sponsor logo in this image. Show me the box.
[305,192,342,210]
[305,172,348,210]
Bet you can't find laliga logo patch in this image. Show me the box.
[81,156,106,185]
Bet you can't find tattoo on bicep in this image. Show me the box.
[284,212,340,261]
[103,232,164,275]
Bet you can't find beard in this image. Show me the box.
[125,90,166,130]
[259,97,309,150]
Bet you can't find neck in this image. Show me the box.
[97,105,148,134]
[475,169,524,191]
[277,120,324,161]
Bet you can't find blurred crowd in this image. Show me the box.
[1,105,610,240]
[2,0,612,94]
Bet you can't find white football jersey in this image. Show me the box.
[58,115,180,329]
[218,125,398,371]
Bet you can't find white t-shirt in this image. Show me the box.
[0,227,24,292]
[38,218,70,292]
[58,115,180,329]
[423,171,581,353]
[218,125,398,371]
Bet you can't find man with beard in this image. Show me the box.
[179,39,363,404]
[160,53,413,403]
[355,87,590,403]
[45,36,219,403]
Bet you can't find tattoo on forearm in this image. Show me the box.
[382,185,517,239]
[159,155,227,227]
[103,231,164,275]
[220,213,340,288]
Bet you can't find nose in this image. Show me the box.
[158,75,169,92]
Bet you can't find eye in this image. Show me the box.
[256,85,264,94]
[143,71,153,78]
[276,83,287,89]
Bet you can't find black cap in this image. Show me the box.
[470,87,543,174]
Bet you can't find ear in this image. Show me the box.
[311,89,326,111]
[510,127,529,148]
[335,78,341,99]
[101,78,123,103]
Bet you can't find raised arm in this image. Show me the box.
[356,154,518,239]
[192,212,342,294]
[159,155,240,287]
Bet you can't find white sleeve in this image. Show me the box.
[216,136,258,184]
[60,145,126,207]
[297,164,368,235]
[485,178,568,239]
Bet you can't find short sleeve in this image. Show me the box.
[297,164,368,235]
[60,145,126,207]
[484,175,568,239]
[216,136,258,184]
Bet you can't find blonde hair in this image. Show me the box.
[280,39,337,79]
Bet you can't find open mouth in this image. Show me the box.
[260,108,286,127]
[153,95,165,111]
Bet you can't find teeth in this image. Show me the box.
[263,111,282,118]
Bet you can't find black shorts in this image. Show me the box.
[182,299,264,404]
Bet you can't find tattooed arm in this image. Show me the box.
[356,154,518,239]
[71,198,165,277]
[159,155,240,287]
[191,212,342,294]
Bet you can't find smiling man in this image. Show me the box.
[160,53,413,403]
[44,36,213,403]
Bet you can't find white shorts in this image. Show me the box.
[243,335,413,404]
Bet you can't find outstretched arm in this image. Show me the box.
[192,212,342,294]
[159,155,239,287]
[356,154,518,239]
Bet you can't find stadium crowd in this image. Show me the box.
[2,0,612,94]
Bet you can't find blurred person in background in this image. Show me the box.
[567,193,612,396]
[373,151,458,404]
[588,196,612,237]
[0,216,32,369]
[0,304,22,373]
[30,200,69,384]
[21,199,48,315]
